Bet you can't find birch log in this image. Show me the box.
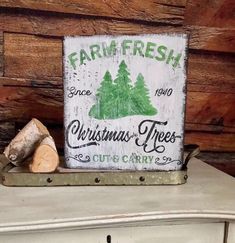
[3,118,49,165]
[30,136,59,173]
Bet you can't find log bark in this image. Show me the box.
[3,118,49,165]
[30,136,59,173]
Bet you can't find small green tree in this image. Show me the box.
[132,73,157,115]
[113,60,132,117]
[89,71,114,119]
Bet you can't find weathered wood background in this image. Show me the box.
[0,0,234,175]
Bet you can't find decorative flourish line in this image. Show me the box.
[65,154,91,163]
[155,156,183,166]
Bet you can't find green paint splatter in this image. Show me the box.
[89,60,157,120]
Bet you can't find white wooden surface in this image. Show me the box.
[228,223,235,243]
[0,223,224,243]
[0,158,234,233]
[0,158,234,242]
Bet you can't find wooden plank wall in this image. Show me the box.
[0,0,234,175]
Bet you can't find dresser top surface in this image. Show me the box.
[0,158,234,232]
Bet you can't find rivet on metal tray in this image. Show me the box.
[184,175,188,180]
[47,178,53,183]
[95,177,100,183]
[139,176,145,182]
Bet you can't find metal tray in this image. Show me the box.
[0,145,199,187]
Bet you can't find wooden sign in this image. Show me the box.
[63,34,188,171]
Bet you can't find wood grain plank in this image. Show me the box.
[0,11,182,36]
[186,92,235,127]
[0,77,62,88]
[187,83,235,94]
[0,12,234,53]
[0,87,63,123]
[188,52,235,86]
[0,0,186,25]
[4,33,62,79]
[185,123,235,133]
[4,33,235,83]
[185,0,235,28]
[185,132,235,152]
[187,26,235,53]
[0,32,3,76]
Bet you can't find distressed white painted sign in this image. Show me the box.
[63,34,188,171]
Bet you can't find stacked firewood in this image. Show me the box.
[3,119,59,173]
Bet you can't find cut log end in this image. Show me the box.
[30,137,59,173]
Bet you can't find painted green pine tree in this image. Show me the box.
[113,60,133,117]
[89,60,157,120]
[89,71,115,119]
[131,73,157,115]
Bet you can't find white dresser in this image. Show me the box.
[0,158,234,242]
